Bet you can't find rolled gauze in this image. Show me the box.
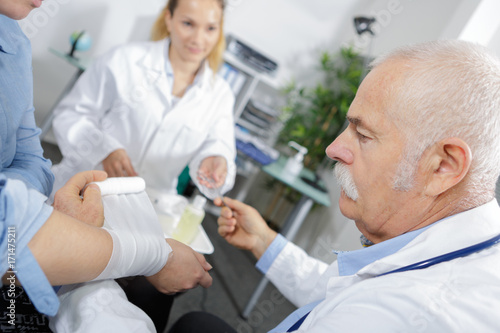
[91,177,146,196]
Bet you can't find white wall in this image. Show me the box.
[224,0,359,85]
[489,24,500,55]
[355,0,477,55]
[21,0,166,137]
[457,0,500,46]
[26,0,490,139]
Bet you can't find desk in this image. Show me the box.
[241,156,330,318]
[39,48,90,139]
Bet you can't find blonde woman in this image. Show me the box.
[52,0,235,204]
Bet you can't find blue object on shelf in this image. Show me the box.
[236,139,277,165]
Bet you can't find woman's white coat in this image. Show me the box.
[52,39,236,201]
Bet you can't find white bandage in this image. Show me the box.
[92,177,146,196]
[92,177,170,280]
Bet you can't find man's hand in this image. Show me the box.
[146,239,213,294]
[198,156,227,188]
[102,149,138,177]
[215,197,277,259]
[53,170,108,227]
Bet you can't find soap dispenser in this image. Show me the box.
[284,141,308,180]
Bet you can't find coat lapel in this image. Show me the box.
[136,39,172,106]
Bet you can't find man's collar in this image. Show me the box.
[353,199,500,277]
[335,224,432,276]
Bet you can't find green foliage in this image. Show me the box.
[278,45,364,170]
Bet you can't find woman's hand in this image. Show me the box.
[102,149,138,177]
[198,156,227,188]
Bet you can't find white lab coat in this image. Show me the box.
[51,39,236,202]
[267,200,500,332]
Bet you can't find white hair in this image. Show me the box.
[371,40,500,203]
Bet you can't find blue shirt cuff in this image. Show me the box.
[256,234,288,274]
[16,247,59,316]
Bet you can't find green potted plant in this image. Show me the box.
[278,45,364,171]
[259,45,364,224]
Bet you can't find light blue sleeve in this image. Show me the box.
[256,233,288,274]
[0,16,54,196]
[0,175,59,316]
[2,109,55,196]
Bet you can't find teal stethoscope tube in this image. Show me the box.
[378,233,500,277]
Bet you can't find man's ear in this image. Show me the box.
[423,138,472,197]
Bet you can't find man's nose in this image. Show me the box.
[325,130,354,165]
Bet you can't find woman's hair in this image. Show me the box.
[151,0,226,73]
[371,40,500,204]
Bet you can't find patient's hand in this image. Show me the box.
[102,149,138,177]
[53,170,107,227]
[146,239,213,294]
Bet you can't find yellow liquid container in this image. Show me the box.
[172,195,206,244]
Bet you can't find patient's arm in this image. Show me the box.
[28,209,113,285]
[46,170,211,292]
[29,210,212,292]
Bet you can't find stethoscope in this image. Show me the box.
[378,233,500,277]
[287,233,500,332]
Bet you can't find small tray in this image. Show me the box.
[158,213,214,254]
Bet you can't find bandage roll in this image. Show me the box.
[91,177,146,196]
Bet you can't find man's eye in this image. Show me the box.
[356,131,369,142]
[183,21,192,26]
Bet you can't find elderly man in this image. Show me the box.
[169,39,500,332]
